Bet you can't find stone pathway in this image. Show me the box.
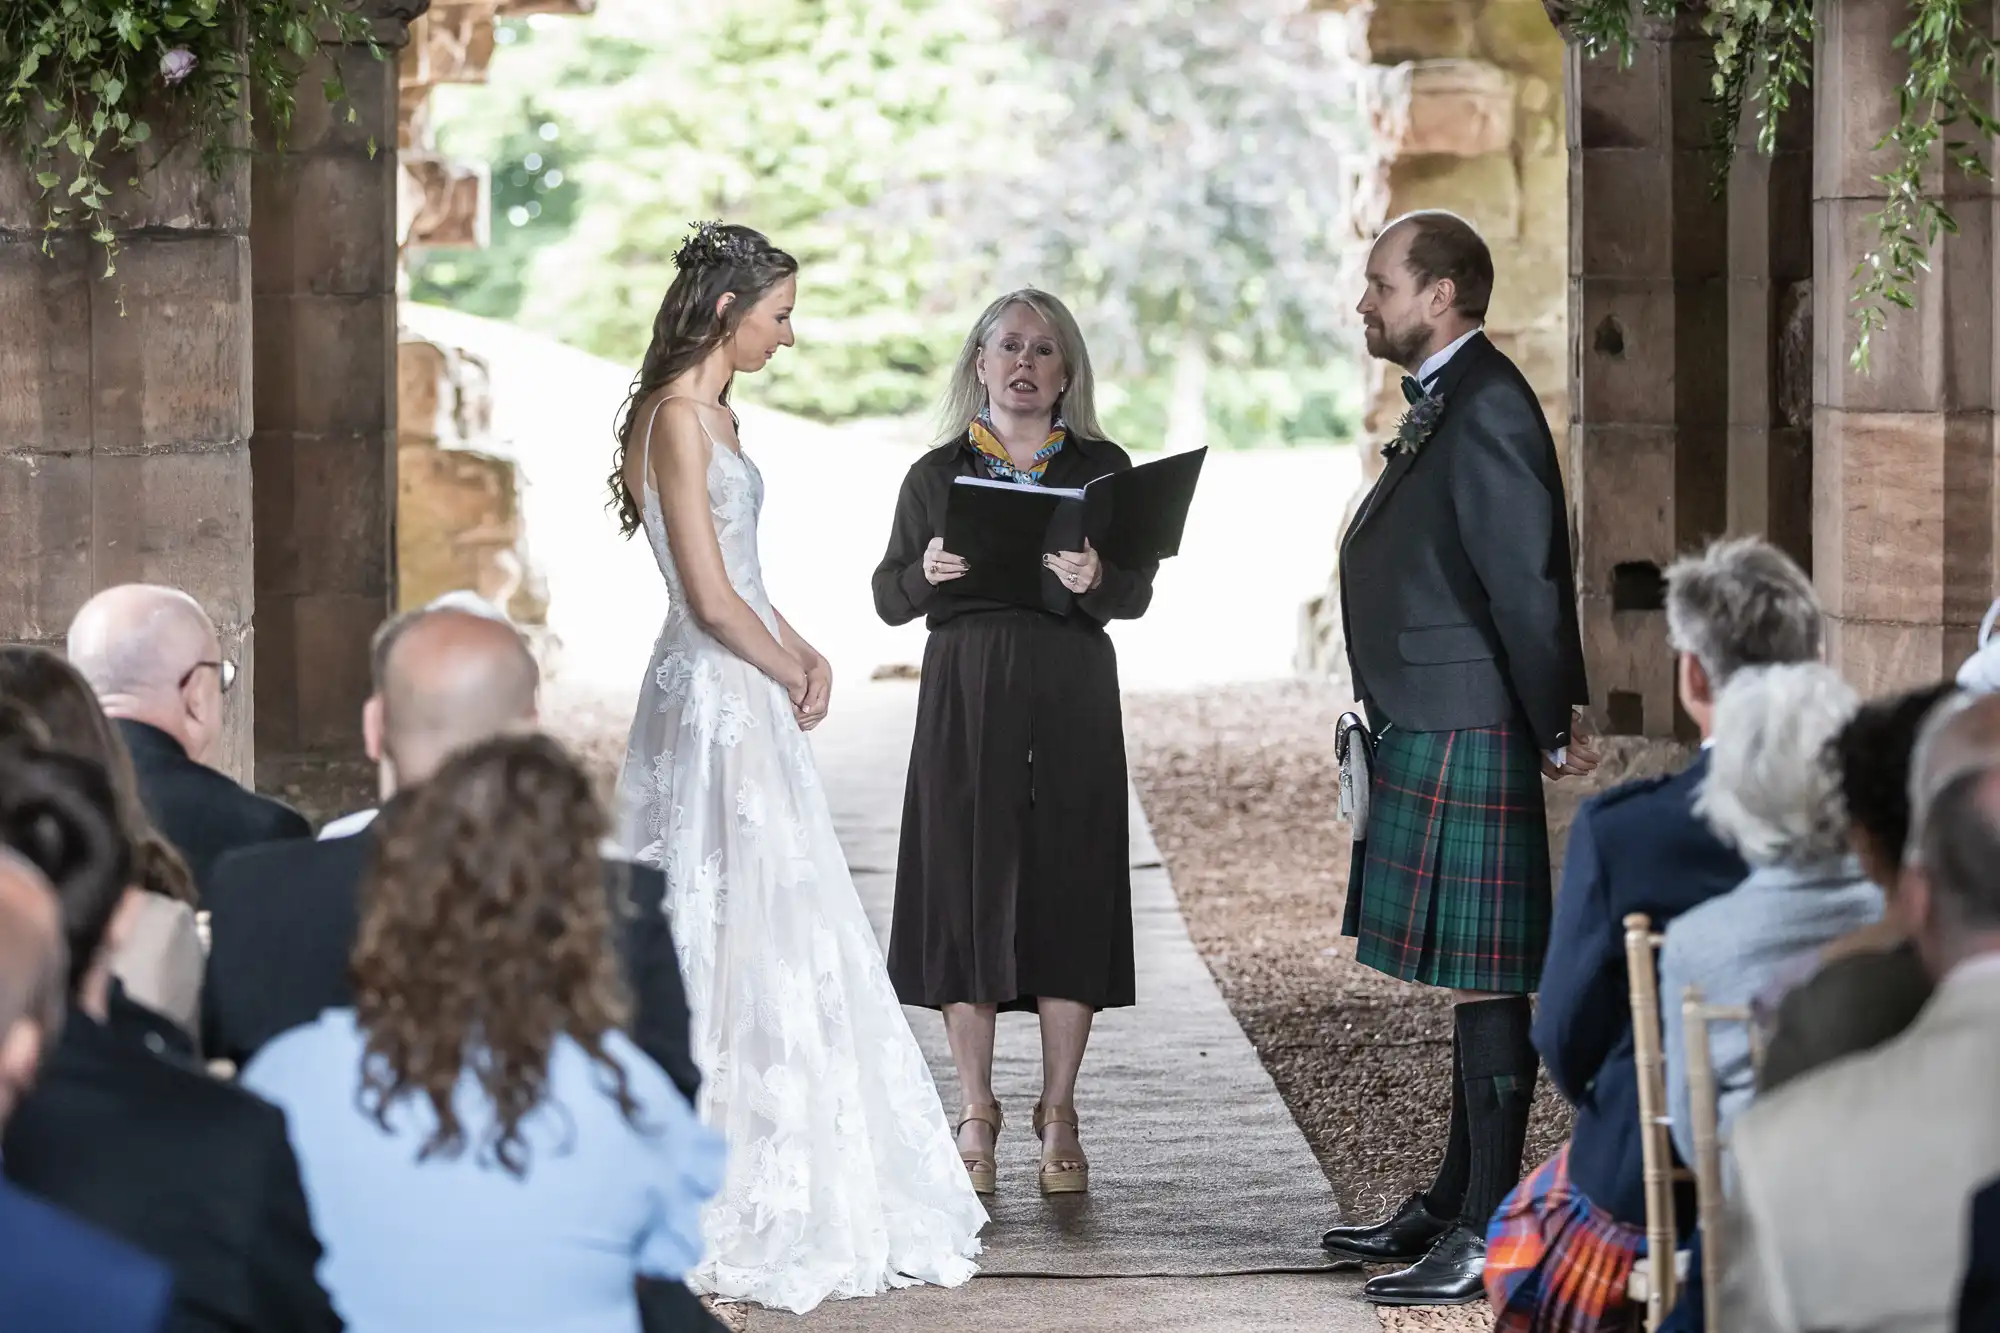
[739,682,1379,1333]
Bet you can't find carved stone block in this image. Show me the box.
[400,154,491,250]
[1813,408,1997,628]
[254,153,399,299]
[0,238,92,454]
[1347,0,1476,64]
[85,448,254,623]
[1368,60,1515,158]
[89,236,254,453]
[0,452,93,643]
[254,293,396,437]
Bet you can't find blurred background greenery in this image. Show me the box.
[407,0,1364,451]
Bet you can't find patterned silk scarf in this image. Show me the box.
[968,409,1066,485]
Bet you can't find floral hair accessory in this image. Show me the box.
[673,220,752,272]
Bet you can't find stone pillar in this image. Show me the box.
[1569,14,1730,741]
[1812,1,1997,692]
[251,1,429,803]
[1725,87,1814,568]
[0,93,257,782]
[1297,0,1568,678]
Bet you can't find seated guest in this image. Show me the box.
[202,607,700,1105]
[1722,763,2000,1332]
[66,584,309,885]
[1660,662,1881,1164]
[1488,536,1822,1331]
[0,744,338,1332]
[0,843,174,1333]
[1962,1176,2000,1333]
[0,646,204,1042]
[242,735,724,1333]
[317,590,516,843]
[1758,680,1958,1092]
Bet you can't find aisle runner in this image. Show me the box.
[802,682,1344,1280]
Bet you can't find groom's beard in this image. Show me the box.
[1365,319,1428,369]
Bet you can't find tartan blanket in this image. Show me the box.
[1342,718,1551,993]
[1485,1145,1646,1333]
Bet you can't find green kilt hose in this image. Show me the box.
[1340,717,1551,994]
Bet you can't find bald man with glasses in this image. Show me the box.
[67,585,309,888]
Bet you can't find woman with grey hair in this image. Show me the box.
[873,289,1156,1198]
[1659,661,1883,1163]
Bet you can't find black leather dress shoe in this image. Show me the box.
[1361,1223,1488,1306]
[1319,1191,1452,1265]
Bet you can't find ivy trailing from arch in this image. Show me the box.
[1558,0,2000,372]
[0,0,384,277]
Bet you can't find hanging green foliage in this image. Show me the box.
[0,0,381,276]
[1563,0,2000,372]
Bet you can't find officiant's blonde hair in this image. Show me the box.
[938,290,1106,441]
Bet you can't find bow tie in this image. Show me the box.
[1401,374,1425,404]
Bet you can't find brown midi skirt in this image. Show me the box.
[887,609,1136,1012]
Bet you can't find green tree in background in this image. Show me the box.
[407,0,1365,448]
[407,21,585,320]
[512,0,1016,422]
[977,0,1359,452]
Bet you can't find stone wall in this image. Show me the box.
[396,334,549,624]
[0,83,258,783]
[1297,0,1569,681]
[1811,3,1996,692]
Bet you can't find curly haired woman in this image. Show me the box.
[242,734,724,1333]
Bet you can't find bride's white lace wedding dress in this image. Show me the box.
[614,406,984,1314]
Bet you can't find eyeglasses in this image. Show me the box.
[179,659,237,694]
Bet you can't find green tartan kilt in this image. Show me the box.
[1341,717,1552,993]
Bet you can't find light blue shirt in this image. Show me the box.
[243,1010,724,1333]
[1658,859,1883,1166]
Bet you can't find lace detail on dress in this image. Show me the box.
[613,415,984,1314]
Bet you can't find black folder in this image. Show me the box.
[941,446,1206,612]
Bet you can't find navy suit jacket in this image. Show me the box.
[1531,751,1748,1226]
[1960,1177,2000,1333]
[0,1178,173,1333]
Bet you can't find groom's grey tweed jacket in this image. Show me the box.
[1338,332,1587,751]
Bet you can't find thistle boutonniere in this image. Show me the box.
[1386,390,1445,458]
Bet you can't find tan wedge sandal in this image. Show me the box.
[1032,1100,1089,1196]
[956,1103,1003,1196]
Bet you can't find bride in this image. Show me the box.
[609,222,986,1314]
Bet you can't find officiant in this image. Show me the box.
[872,289,1154,1201]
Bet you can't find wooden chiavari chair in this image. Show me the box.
[1623,912,1694,1331]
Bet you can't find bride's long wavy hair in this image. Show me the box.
[608,222,799,538]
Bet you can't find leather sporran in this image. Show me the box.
[1335,711,1375,839]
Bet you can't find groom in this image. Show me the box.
[1324,210,1593,1304]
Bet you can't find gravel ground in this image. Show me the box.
[1122,679,1573,1225]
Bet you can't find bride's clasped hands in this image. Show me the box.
[787,646,831,732]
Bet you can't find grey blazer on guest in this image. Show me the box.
[1658,858,1882,1165]
[1722,961,2000,1333]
